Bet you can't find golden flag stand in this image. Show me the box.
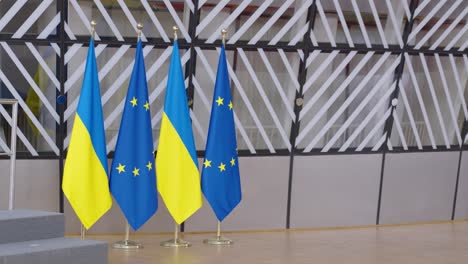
[160,222,191,248]
[203,220,233,245]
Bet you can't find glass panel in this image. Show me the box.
[315,0,409,46]
[0,43,58,154]
[67,0,188,41]
[391,54,468,148]
[298,52,399,151]
[0,0,57,36]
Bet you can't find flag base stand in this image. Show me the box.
[112,222,142,249]
[160,238,191,248]
[161,223,191,248]
[203,236,233,245]
[112,240,143,249]
[203,221,233,245]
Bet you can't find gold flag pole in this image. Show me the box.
[79,19,98,241]
[159,26,192,248]
[111,23,145,250]
[203,29,234,246]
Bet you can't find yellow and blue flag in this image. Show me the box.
[62,38,112,229]
[201,45,241,221]
[110,40,157,230]
[156,40,202,224]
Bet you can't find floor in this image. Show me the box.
[87,222,468,264]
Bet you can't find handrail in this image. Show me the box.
[0,99,19,210]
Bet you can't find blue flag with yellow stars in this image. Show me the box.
[201,45,242,222]
[110,40,157,230]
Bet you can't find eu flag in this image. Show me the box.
[201,45,242,222]
[110,40,157,230]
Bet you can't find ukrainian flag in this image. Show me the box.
[156,40,202,224]
[62,38,112,229]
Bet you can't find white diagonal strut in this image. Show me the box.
[302,50,340,95]
[449,54,468,119]
[429,7,468,50]
[94,0,124,41]
[228,0,273,44]
[335,81,396,152]
[12,0,54,39]
[69,0,101,40]
[333,0,354,47]
[419,54,450,148]
[37,13,61,39]
[278,49,300,91]
[299,51,358,120]
[0,105,39,156]
[196,0,230,36]
[237,49,291,150]
[415,0,464,49]
[296,52,393,146]
[392,110,408,150]
[434,54,463,146]
[298,54,399,149]
[1,42,59,123]
[314,0,337,47]
[0,0,28,32]
[351,0,371,48]
[408,0,448,43]
[0,70,59,155]
[404,53,437,149]
[249,0,295,44]
[398,83,423,149]
[368,0,389,48]
[117,0,148,42]
[258,49,295,120]
[205,0,253,43]
[141,0,170,42]
[356,107,392,151]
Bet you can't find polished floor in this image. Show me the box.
[86,221,468,264]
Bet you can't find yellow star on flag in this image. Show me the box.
[216,96,224,106]
[228,101,233,110]
[130,97,138,107]
[203,159,212,168]
[144,101,150,111]
[116,163,125,173]
[230,158,235,166]
[218,162,226,172]
[132,167,140,177]
[146,161,152,170]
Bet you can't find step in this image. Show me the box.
[0,210,64,244]
[0,237,108,264]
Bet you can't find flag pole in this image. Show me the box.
[111,23,145,251]
[203,29,234,246]
[80,19,97,241]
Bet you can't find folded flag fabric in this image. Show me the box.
[62,38,112,229]
[156,40,202,224]
[110,40,158,230]
[201,45,242,221]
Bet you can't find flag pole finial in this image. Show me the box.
[221,29,227,45]
[90,20,96,39]
[173,26,179,40]
[137,23,143,41]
